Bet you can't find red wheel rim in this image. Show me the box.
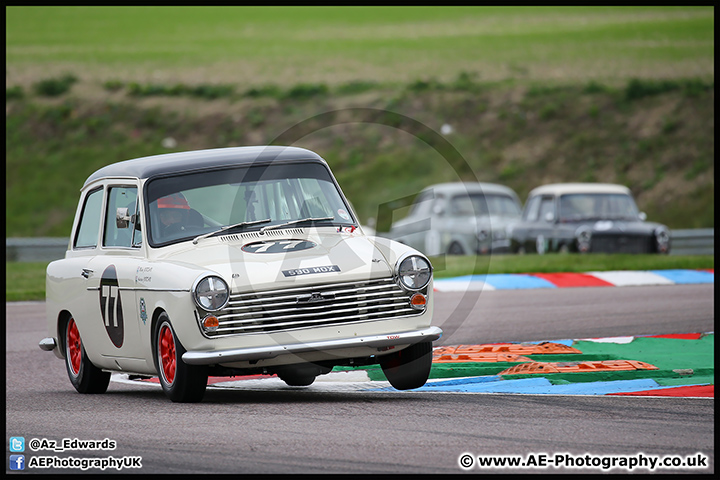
[158,324,176,385]
[67,318,82,375]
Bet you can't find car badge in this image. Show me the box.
[296,292,335,304]
[139,298,148,325]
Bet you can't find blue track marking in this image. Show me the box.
[374,377,709,395]
[650,269,715,284]
[464,274,558,289]
[435,269,713,291]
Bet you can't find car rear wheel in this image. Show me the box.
[63,317,110,394]
[154,313,208,403]
[448,242,465,255]
[380,341,433,390]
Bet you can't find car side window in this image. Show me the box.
[538,196,555,222]
[431,194,446,216]
[74,188,104,249]
[408,191,434,218]
[524,196,540,221]
[104,186,139,248]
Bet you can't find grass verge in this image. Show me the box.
[7,254,713,302]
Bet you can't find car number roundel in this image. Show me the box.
[242,239,317,254]
[99,265,124,348]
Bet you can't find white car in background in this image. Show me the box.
[389,182,523,256]
[40,146,441,402]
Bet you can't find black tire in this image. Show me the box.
[154,313,208,403]
[275,363,330,387]
[63,316,110,394]
[278,373,316,387]
[448,242,465,255]
[380,341,433,390]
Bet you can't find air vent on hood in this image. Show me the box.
[219,228,305,243]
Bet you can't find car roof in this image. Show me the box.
[83,146,325,187]
[421,182,520,198]
[528,183,632,197]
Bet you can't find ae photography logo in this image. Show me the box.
[9,437,25,471]
[8,436,142,472]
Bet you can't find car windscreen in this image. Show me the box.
[145,162,355,246]
[558,193,640,222]
[449,193,522,217]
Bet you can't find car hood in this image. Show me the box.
[392,214,519,231]
[567,219,665,235]
[151,229,402,292]
[475,214,521,229]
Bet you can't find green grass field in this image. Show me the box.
[6,6,714,85]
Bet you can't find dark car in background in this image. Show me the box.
[508,183,671,254]
[389,182,522,256]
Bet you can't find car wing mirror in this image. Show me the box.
[544,212,555,223]
[638,212,647,221]
[116,207,131,228]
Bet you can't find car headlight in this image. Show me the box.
[193,275,229,311]
[655,227,670,253]
[395,254,432,291]
[575,227,592,253]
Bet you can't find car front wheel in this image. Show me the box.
[154,313,208,403]
[63,316,110,394]
[380,341,433,390]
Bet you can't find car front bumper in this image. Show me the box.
[181,325,442,365]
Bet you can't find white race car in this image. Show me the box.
[40,146,441,402]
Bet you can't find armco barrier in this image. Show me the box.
[669,228,714,256]
[5,228,714,262]
[6,237,69,262]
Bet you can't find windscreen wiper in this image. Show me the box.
[259,216,335,234]
[193,218,271,245]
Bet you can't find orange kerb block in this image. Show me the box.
[433,353,533,363]
[432,342,581,363]
[498,360,659,375]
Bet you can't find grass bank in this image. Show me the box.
[6,6,714,237]
[6,77,715,237]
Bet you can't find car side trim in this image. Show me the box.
[181,326,443,365]
[85,287,189,292]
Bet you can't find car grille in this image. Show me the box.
[208,277,420,337]
[591,234,651,254]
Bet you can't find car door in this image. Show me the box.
[84,184,146,369]
[424,193,447,256]
[529,195,557,254]
[511,195,538,252]
[393,190,434,252]
[54,185,116,371]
